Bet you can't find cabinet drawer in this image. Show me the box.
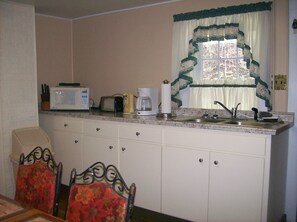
[54,116,83,133]
[164,128,267,156]
[84,120,117,138]
[119,124,162,143]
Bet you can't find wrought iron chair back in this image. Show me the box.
[66,162,136,222]
[16,146,62,216]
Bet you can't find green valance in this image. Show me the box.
[173,1,272,22]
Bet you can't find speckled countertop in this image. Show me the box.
[39,108,294,135]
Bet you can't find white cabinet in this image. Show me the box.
[208,152,264,222]
[119,124,162,212]
[53,116,83,185]
[39,113,288,222]
[162,146,209,221]
[162,127,267,222]
[83,120,118,168]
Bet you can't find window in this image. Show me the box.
[194,39,251,81]
[171,2,272,110]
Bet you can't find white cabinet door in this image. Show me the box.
[162,146,209,222]
[54,130,83,185]
[119,139,161,212]
[83,136,118,169]
[52,117,83,185]
[83,120,118,169]
[208,152,265,222]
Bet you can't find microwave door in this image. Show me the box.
[51,90,76,110]
[50,87,89,110]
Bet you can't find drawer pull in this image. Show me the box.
[199,158,203,163]
[74,140,78,143]
[214,160,219,165]
[121,147,126,151]
[96,128,100,131]
[64,123,68,127]
[136,132,140,136]
[109,146,113,150]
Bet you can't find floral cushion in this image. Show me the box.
[66,182,128,222]
[15,161,56,214]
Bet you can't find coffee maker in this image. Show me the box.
[136,88,159,115]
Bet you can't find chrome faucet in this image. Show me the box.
[214,101,241,118]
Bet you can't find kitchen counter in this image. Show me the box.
[39,108,294,135]
[39,109,293,221]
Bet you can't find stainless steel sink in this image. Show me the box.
[169,116,227,123]
[184,118,227,123]
[169,116,282,127]
[222,119,281,127]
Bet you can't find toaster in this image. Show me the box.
[99,96,123,112]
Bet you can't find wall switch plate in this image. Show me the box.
[274,75,287,90]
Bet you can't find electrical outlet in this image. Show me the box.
[274,75,287,90]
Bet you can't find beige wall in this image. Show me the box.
[35,15,73,102]
[272,0,289,111]
[36,0,289,111]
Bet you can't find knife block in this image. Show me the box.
[41,101,50,111]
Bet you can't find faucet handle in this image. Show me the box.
[251,107,258,120]
[202,112,209,119]
[232,103,241,118]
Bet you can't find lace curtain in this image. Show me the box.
[171,2,272,111]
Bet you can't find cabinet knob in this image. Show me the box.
[199,158,203,163]
[74,140,78,143]
[64,123,68,127]
[214,160,219,165]
[121,147,126,151]
[109,146,113,149]
[96,128,100,131]
[136,132,140,136]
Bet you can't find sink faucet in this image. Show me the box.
[214,101,241,118]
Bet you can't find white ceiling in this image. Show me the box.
[7,0,180,19]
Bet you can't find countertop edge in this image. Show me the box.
[39,110,294,135]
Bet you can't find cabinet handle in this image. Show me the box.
[96,128,100,131]
[74,140,78,143]
[199,158,203,163]
[121,147,126,151]
[214,160,219,165]
[109,146,113,149]
[136,132,140,136]
[64,123,68,127]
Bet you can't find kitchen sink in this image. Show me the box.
[169,116,282,127]
[184,118,227,123]
[222,119,282,127]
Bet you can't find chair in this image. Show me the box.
[65,162,136,222]
[14,146,62,216]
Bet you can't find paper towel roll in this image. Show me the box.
[161,82,171,114]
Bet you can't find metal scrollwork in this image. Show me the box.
[20,146,59,173]
[71,162,130,198]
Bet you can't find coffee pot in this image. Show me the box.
[123,92,135,114]
[136,88,159,115]
[137,96,152,111]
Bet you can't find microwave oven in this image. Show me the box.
[50,87,89,110]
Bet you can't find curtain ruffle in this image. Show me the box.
[171,7,272,110]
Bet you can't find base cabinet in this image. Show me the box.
[208,152,264,222]
[119,124,162,212]
[39,113,288,222]
[162,146,209,221]
[53,116,83,185]
[83,120,118,169]
[162,128,267,222]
